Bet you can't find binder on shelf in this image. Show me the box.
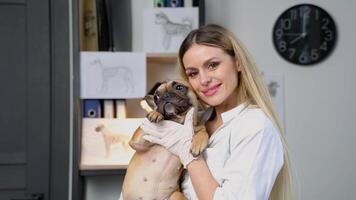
[166,0,184,7]
[185,0,193,7]
[104,0,132,51]
[83,99,102,118]
[154,0,165,7]
[103,99,115,118]
[193,0,205,25]
[82,0,99,51]
[115,99,127,119]
[95,0,113,51]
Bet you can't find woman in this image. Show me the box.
[141,24,294,200]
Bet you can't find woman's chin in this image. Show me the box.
[200,96,223,107]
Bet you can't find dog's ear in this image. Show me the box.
[148,82,163,95]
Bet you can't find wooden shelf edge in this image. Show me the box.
[79,164,127,176]
[80,164,128,170]
[80,169,127,176]
[146,53,178,64]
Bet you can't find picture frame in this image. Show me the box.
[80,118,143,170]
[80,51,146,99]
[143,7,199,53]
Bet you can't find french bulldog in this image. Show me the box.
[122,80,210,200]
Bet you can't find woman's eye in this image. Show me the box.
[186,71,198,78]
[207,62,219,69]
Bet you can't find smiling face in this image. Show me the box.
[182,44,240,111]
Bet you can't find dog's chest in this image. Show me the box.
[135,145,182,176]
[123,145,182,199]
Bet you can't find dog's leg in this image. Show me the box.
[191,125,209,157]
[162,34,171,49]
[129,127,155,152]
[102,134,112,158]
[147,110,164,123]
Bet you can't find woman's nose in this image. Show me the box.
[199,71,212,86]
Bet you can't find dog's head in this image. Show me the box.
[144,80,198,123]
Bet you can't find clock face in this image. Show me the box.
[273,4,337,65]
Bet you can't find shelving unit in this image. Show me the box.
[75,1,205,199]
[147,53,178,64]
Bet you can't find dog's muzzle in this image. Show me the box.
[157,92,192,119]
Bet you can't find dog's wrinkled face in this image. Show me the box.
[145,81,193,120]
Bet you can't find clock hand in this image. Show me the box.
[289,33,306,44]
[302,13,306,34]
[283,33,302,36]
[302,8,309,36]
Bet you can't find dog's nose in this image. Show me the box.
[163,93,172,98]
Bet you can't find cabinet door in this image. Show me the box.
[0,0,50,199]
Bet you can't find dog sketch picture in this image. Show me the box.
[155,11,193,50]
[80,52,146,99]
[90,59,134,94]
[80,118,143,169]
[143,8,199,53]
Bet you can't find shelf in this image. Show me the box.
[80,169,126,176]
[80,164,128,170]
[146,53,178,64]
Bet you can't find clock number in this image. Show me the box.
[288,48,296,59]
[298,51,309,64]
[311,49,320,61]
[324,30,333,41]
[275,28,283,39]
[278,41,287,52]
[281,19,292,30]
[320,41,328,51]
[273,5,336,65]
[300,6,311,18]
[321,18,329,29]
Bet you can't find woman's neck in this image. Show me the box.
[214,89,246,117]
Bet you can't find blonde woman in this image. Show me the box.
[141,24,293,200]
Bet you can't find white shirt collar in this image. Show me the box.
[221,102,248,123]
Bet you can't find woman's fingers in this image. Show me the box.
[184,108,195,125]
[142,135,161,144]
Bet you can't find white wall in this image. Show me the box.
[215,0,356,199]
[85,1,356,200]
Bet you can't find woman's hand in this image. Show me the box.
[141,108,197,168]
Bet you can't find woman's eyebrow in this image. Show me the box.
[185,57,219,71]
[202,57,219,66]
[185,67,196,71]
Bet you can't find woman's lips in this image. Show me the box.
[202,84,221,97]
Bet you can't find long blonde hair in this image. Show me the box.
[178,24,294,200]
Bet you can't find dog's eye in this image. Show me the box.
[154,95,159,101]
[176,85,184,90]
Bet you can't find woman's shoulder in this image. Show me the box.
[229,106,277,142]
[238,105,269,127]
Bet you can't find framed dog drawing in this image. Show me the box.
[143,7,199,53]
[80,52,146,99]
[80,118,144,170]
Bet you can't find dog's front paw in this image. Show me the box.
[147,110,164,123]
[191,130,209,157]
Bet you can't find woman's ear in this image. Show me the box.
[236,60,242,72]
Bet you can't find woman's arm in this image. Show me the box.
[186,157,219,200]
[186,118,284,200]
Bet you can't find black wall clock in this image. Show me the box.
[273,4,337,65]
